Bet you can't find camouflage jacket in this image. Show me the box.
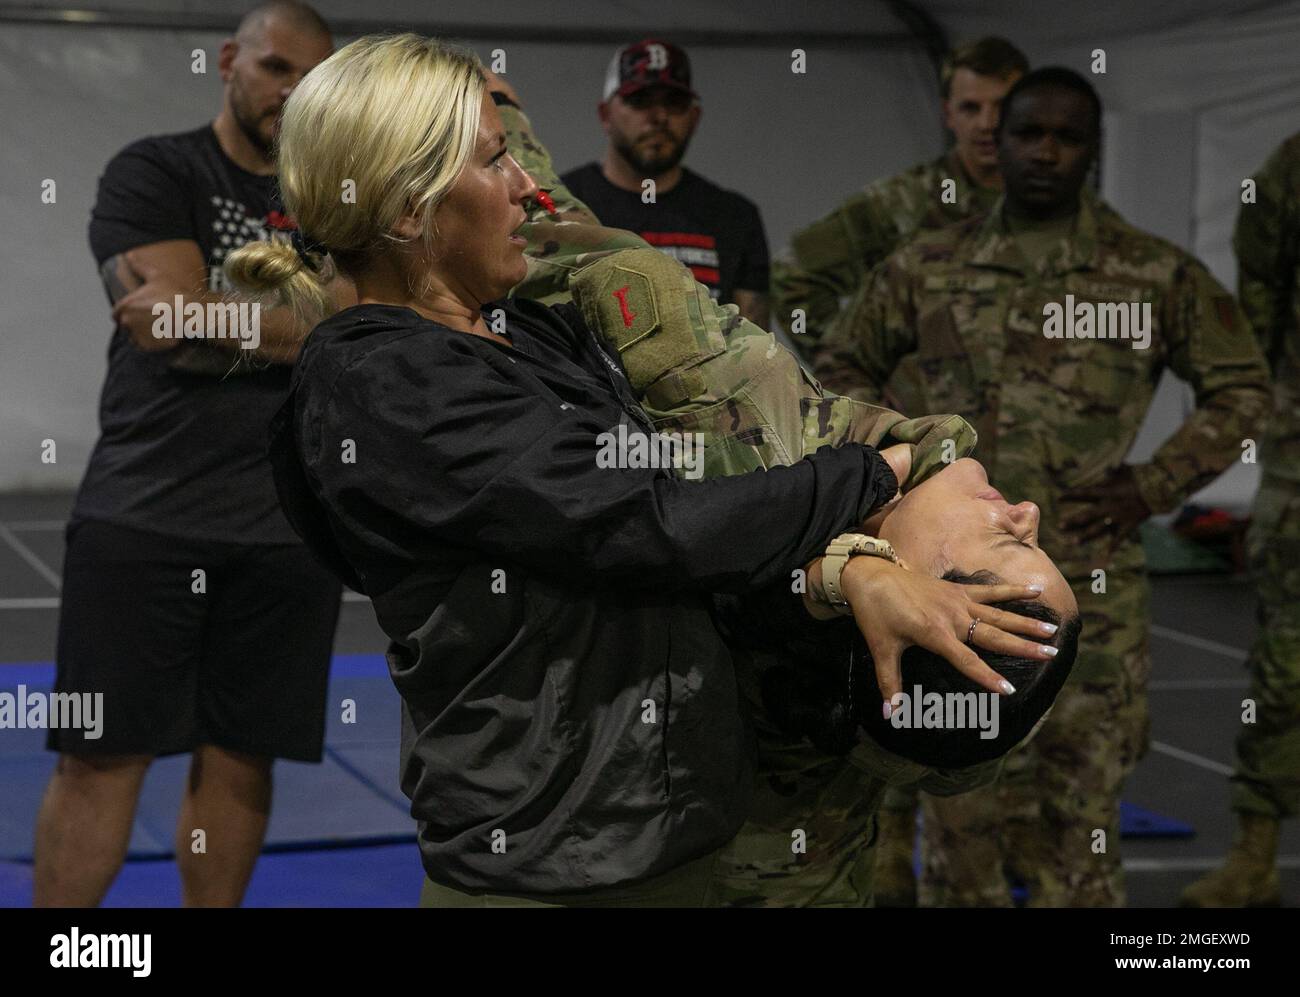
[1235,131,1300,482]
[813,193,1271,575]
[771,149,998,347]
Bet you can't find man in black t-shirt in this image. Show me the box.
[34,2,348,908]
[561,39,771,328]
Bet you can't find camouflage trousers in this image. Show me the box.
[1232,473,1300,819]
[709,663,886,907]
[920,557,1151,907]
[570,248,976,906]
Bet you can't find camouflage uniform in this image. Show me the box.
[771,152,1001,879]
[813,194,1271,906]
[502,102,1007,906]
[1230,133,1300,821]
[771,150,999,417]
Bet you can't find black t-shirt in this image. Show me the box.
[560,163,770,306]
[74,125,301,544]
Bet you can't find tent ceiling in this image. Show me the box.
[0,0,910,42]
[920,0,1293,48]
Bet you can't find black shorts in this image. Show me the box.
[47,518,342,761]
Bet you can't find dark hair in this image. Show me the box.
[997,65,1102,138]
[940,37,1029,98]
[762,570,1081,768]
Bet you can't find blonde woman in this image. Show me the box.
[227,34,1060,906]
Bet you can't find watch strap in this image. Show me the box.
[822,533,899,612]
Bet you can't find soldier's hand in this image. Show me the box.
[1059,465,1151,556]
[839,557,1056,710]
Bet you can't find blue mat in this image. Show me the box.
[2,656,1196,868]
[0,842,424,907]
[1120,800,1195,838]
[0,656,414,862]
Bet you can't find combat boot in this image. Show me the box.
[1179,813,1282,907]
[872,808,918,907]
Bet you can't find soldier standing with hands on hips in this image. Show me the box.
[814,67,1271,907]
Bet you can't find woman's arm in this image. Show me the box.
[313,327,897,596]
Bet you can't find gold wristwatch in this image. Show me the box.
[821,532,900,614]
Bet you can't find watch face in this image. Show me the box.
[856,538,896,561]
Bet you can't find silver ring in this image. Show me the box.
[966,619,979,645]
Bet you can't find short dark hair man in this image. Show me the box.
[561,39,772,329]
[34,1,351,907]
[814,66,1271,907]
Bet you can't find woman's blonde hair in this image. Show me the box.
[225,33,485,327]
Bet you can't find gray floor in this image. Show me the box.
[2,491,1295,907]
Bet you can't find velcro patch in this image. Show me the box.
[572,248,701,391]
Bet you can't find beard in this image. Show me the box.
[229,77,277,158]
[612,128,691,177]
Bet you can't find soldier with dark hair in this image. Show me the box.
[813,67,1271,906]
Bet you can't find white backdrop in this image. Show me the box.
[0,5,935,490]
[3,0,1299,514]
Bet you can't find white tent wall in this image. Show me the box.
[3,0,1298,515]
[0,6,936,490]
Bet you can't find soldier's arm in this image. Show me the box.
[772,191,901,354]
[496,80,962,490]
[1130,261,1272,514]
[809,254,919,402]
[1234,147,1298,375]
[494,100,649,304]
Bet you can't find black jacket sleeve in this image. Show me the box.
[312,329,897,595]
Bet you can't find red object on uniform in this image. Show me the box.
[535,190,557,214]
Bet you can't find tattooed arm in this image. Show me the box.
[102,240,355,373]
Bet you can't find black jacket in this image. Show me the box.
[268,299,896,894]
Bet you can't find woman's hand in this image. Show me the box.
[837,557,1058,709]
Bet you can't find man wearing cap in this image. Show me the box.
[561,39,771,329]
